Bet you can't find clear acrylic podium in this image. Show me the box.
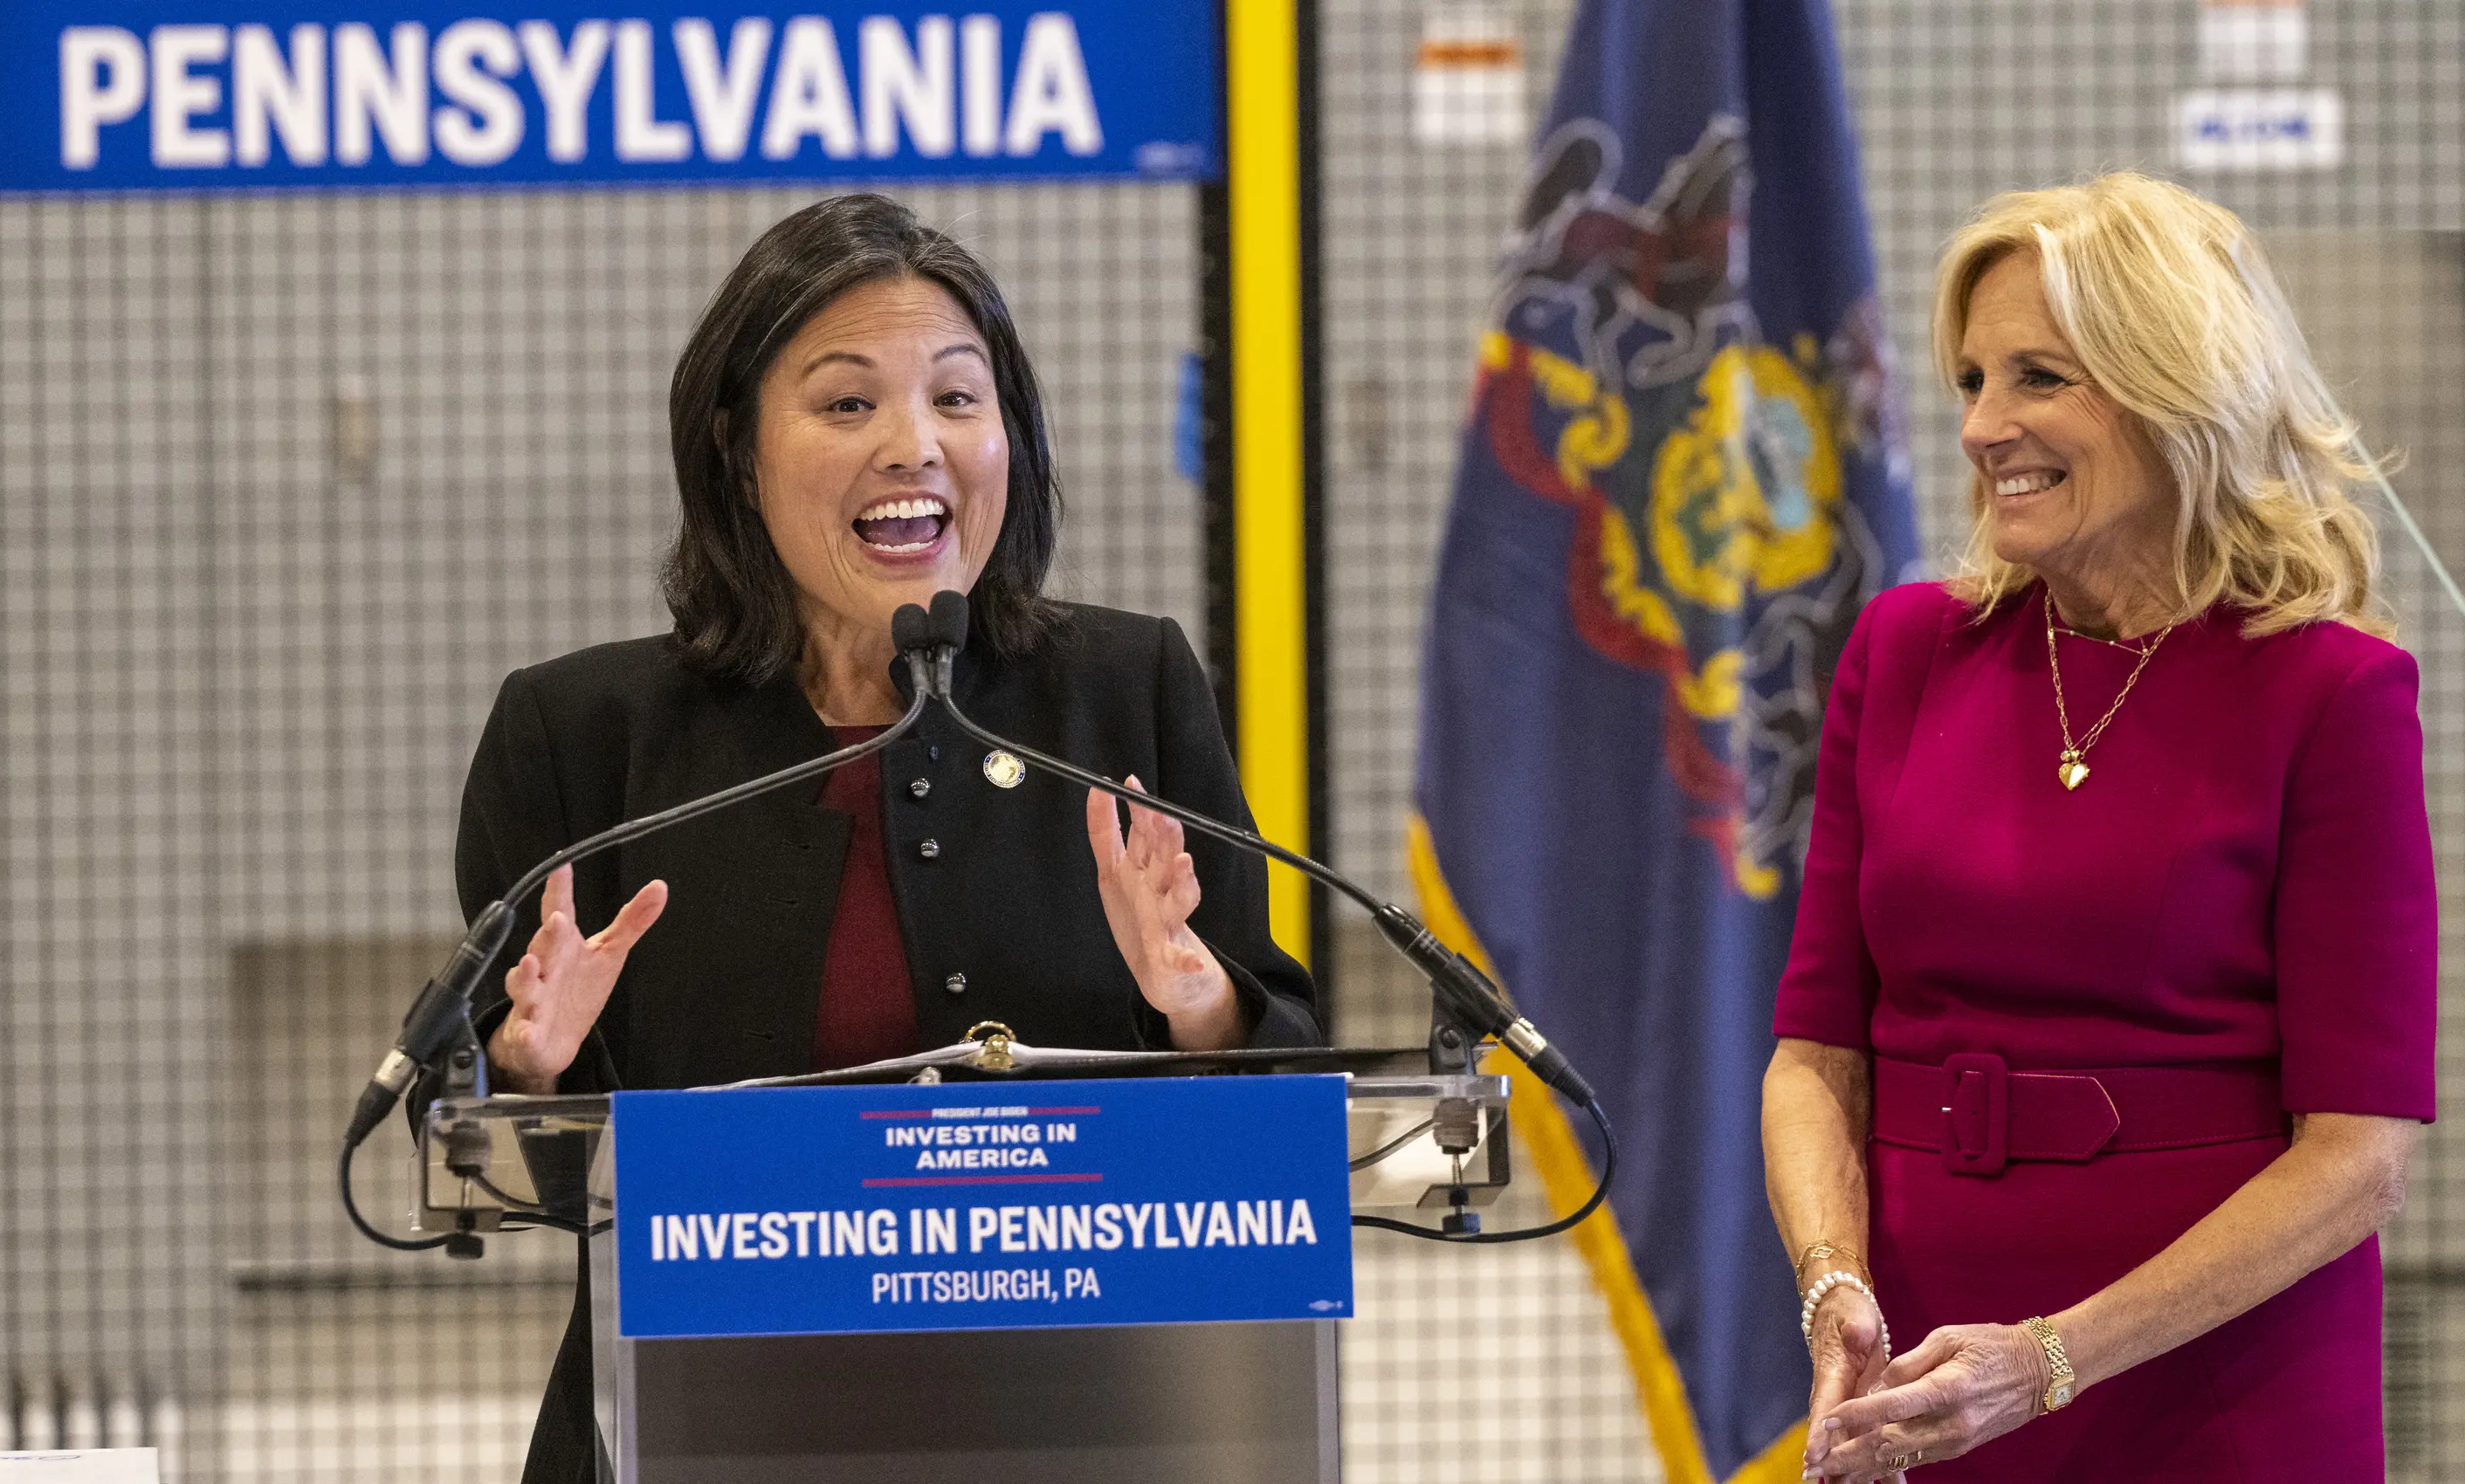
[417,1064,1511,1483]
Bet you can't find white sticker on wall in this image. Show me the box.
[2199,3,2307,81]
[1412,8,1525,148]
[2174,88,2343,171]
[0,1453,161,1484]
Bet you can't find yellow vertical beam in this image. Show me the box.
[1226,0,1311,964]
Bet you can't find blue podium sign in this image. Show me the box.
[3,0,1218,195]
[610,1075,1354,1339]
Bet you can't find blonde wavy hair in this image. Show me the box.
[1932,171,2388,637]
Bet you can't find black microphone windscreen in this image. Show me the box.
[929,589,970,652]
[892,602,930,655]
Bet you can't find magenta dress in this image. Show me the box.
[1774,581,2438,1481]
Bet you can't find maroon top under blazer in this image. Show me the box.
[810,725,919,1070]
[1776,580,2438,1482]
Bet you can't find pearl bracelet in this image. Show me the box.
[1801,1270,1890,1358]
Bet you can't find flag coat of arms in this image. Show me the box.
[1412,0,1919,1477]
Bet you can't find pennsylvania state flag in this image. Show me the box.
[1410,0,1919,1478]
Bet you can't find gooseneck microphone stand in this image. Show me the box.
[903,591,1615,1246]
[343,594,1613,1253]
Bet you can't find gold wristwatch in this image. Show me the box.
[2021,1316,2076,1411]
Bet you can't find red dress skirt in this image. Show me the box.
[1870,1134,2385,1480]
[1775,585,2437,1481]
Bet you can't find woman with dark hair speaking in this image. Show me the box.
[456,192,1318,1481]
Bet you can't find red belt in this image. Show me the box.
[1874,1054,2290,1177]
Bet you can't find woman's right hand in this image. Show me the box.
[486,864,668,1095]
[1807,1281,1895,1468]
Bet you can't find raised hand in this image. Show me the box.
[1084,776,1244,1050]
[487,864,668,1095]
[1805,1323,2052,1481]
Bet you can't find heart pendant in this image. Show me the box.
[2057,759,2090,791]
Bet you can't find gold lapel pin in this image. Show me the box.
[982,750,1026,789]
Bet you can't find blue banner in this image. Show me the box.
[3,0,1217,193]
[1413,0,1918,1475]
[611,1075,1353,1340]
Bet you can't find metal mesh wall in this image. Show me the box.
[5,1,2463,1481]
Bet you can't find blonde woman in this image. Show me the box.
[1766,172,2434,1481]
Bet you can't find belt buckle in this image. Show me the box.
[1942,1052,2009,1177]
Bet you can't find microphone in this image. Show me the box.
[340,608,950,1247]
[897,588,966,699]
[343,903,519,1147]
[906,590,1594,1110]
[929,587,970,654]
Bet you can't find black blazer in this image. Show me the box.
[451,602,1319,1481]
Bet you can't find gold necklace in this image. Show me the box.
[2044,596,2174,792]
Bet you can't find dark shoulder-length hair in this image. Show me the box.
[663,193,1065,683]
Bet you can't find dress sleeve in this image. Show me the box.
[1139,616,1325,1050]
[2275,646,2438,1121]
[1773,596,1884,1051]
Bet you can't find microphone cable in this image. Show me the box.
[340,1142,452,1252]
[1349,1096,1615,1245]
[339,1143,609,1253]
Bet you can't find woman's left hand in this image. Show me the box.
[1085,776,1245,1049]
[1804,1323,2051,1480]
